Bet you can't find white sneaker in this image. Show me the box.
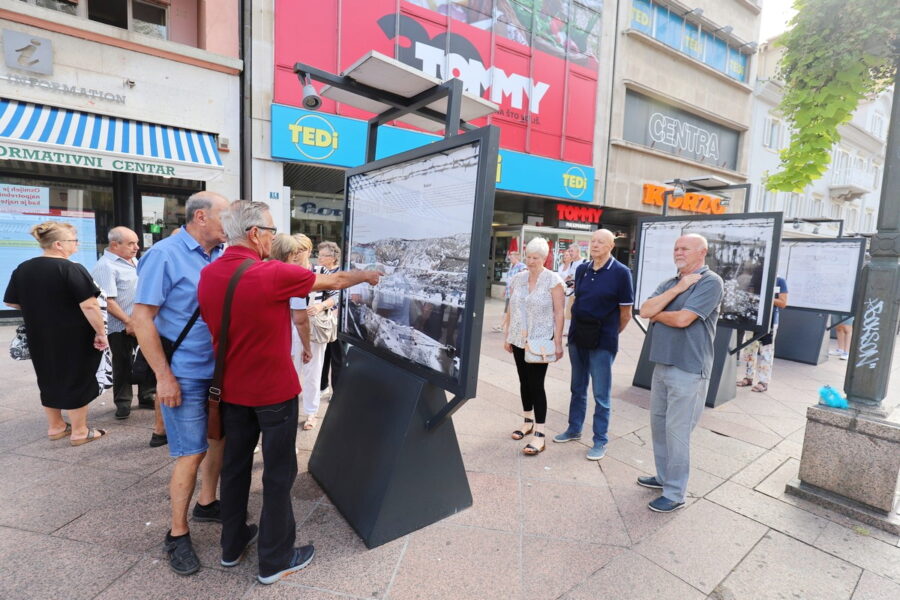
[828,349,842,356]
[839,351,849,361]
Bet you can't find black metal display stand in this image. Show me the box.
[632,327,736,407]
[774,307,831,365]
[309,346,471,548]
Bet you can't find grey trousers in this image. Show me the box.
[650,364,709,503]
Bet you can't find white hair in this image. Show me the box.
[221,200,270,244]
[525,237,550,259]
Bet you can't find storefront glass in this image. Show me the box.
[490,225,594,296]
[290,192,344,250]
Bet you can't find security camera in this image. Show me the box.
[301,74,322,110]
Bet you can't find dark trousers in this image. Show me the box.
[320,340,343,391]
[108,331,154,408]
[512,345,549,423]
[220,396,299,576]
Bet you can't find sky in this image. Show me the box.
[759,0,798,42]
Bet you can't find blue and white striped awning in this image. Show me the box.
[0,98,223,180]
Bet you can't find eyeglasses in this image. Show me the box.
[245,225,277,234]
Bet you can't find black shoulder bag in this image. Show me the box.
[207,259,254,441]
[569,264,618,350]
[130,308,202,384]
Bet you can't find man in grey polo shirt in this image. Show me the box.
[92,226,156,420]
[638,234,724,513]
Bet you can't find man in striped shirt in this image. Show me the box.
[92,226,156,421]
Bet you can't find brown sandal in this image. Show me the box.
[736,378,753,387]
[511,418,534,440]
[70,427,107,446]
[48,423,72,440]
[751,383,768,393]
[523,431,546,455]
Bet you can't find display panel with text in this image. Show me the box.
[777,238,865,314]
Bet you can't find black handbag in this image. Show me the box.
[130,308,201,384]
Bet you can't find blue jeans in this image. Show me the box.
[161,377,211,458]
[567,344,615,446]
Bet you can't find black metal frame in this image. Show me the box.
[779,237,866,316]
[633,212,784,335]
[338,126,500,410]
[662,181,753,216]
[294,62,475,163]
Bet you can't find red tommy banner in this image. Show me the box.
[274,0,602,166]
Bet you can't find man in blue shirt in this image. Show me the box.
[132,191,229,576]
[554,229,634,461]
[737,276,789,392]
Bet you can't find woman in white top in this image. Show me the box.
[503,237,565,455]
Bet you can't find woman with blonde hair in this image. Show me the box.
[4,221,109,445]
[503,237,565,455]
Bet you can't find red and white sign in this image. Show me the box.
[555,203,602,224]
[0,183,49,213]
[274,0,599,165]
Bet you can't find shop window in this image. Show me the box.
[88,0,128,29]
[20,0,78,15]
[132,1,167,39]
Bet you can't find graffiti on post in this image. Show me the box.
[855,298,884,370]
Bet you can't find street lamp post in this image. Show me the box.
[843,74,900,418]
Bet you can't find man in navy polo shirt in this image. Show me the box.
[554,229,634,461]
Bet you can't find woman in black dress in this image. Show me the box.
[4,221,109,445]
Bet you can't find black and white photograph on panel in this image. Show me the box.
[777,238,866,314]
[342,141,481,382]
[635,213,782,332]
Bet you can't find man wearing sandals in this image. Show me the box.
[638,234,723,513]
[198,200,382,584]
[132,191,230,576]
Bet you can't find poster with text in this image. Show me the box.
[777,238,865,314]
[635,214,782,332]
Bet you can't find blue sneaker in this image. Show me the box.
[636,475,663,489]
[648,496,685,513]
[553,430,581,443]
[586,444,607,461]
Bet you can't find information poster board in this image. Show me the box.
[635,213,782,332]
[777,238,865,314]
[340,127,499,397]
[0,210,99,298]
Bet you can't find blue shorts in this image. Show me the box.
[161,377,210,458]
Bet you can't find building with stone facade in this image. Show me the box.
[0,0,241,313]
[746,38,891,238]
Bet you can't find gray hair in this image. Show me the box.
[185,192,214,223]
[525,237,550,259]
[108,226,131,243]
[318,240,341,263]
[221,200,271,244]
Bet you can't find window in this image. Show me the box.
[870,112,885,139]
[132,1,167,39]
[784,192,801,218]
[872,162,882,189]
[20,0,78,15]
[763,117,782,150]
[830,202,842,220]
[864,212,875,233]
[759,189,776,211]
[88,0,128,29]
[848,208,859,231]
[812,195,824,217]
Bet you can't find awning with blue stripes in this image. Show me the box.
[0,98,224,181]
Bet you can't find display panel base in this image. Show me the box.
[309,346,472,549]
[632,327,736,408]
[774,308,830,365]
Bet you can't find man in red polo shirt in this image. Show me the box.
[197,200,381,585]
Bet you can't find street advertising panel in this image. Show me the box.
[340,126,499,397]
[635,213,783,333]
[777,238,866,314]
[274,0,601,165]
[0,209,98,296]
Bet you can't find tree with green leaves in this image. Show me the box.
[766,0,899,192]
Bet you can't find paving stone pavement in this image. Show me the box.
[0,300,898,600]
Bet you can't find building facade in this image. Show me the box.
[252,0,610,294]
[596,0,763,254]
[0,0,241,310]
[746,39,890,238]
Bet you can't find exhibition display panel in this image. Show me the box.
[777,238,866,314]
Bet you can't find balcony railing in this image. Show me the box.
[830,169,873,199]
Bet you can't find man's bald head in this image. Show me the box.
[589,228,616,264]
[674,234,708,274]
